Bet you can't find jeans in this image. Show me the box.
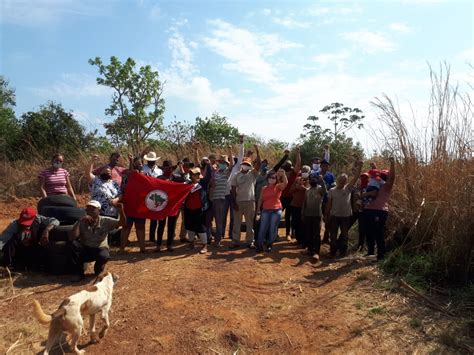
[157,215,178,247]
[256,209,282,247]
[364,209,388,259]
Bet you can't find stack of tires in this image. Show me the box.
[38,195,85,275]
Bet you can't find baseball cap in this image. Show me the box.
[320,159,330,165]
[18,207,37,226]
[86,200,102,209]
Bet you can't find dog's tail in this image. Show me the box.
[33,299,52,325]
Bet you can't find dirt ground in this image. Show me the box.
[0,197,465,354]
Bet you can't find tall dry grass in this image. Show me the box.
[0,141,283,200]
[371,63,473,286]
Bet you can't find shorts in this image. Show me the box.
[126,217,146,225]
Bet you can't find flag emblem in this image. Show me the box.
[145,190,169,211]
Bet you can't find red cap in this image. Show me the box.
[18,207,37,226]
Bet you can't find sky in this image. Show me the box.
[1,0,473,152]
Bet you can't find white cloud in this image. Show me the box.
[313,50,350,70]
[341,31,397,54]
[203,19,302,84]
[1,0,108,26]
[388,22,413,33]
[308,4,363,17]
[31,73,111,99]
[457,48,474,62]
[272,16,311,29]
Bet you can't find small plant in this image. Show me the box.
[368,306,386,315]
[409,318,422,329]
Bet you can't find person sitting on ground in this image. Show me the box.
[325,161,363,257]
[301,173,327,262]
[92,152,126,186]
[38,153,77,201]
[230,144,261,249]
[87,155,122,218]
[184,165,212,254]
[255,169,288,253]
[280,146,301,241]
[0,208,59,269]
[290,165,311,247]
[69,200,125,281]
[120,154,146,253]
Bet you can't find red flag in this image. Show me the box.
[123,171,193,220]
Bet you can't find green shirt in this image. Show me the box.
[75,215,119,249]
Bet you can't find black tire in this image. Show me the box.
[41,206,86,225]
[44,241,71,275]
[49,225,73,242]
[38,195,77,214]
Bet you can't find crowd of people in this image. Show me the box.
[0,135,395,281]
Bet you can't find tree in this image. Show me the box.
[89,56,165,153]
[19,102,97,159]
[0,76,21,160]
[319,103,364,141]
[194,113,240,148]
[160,118,195,160]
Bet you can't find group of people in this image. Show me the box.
[0,135,395,280]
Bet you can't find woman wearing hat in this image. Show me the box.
[184,165,211,254]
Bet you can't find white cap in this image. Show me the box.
[86,200,101,209]
[144,152,160,162]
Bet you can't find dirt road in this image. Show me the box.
[0,198,455,354]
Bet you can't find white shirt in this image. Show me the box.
[143,164,163,178]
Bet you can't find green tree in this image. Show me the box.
[89,56,165,153]
[19,102,97,158]
[194,113,239,148]
[0,76,21,160]
[160,118,194,160]
[319,102,364,141]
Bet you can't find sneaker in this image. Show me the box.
[199,247,208,254]
[286,235,292,241]
[266,245,272,252]
[256,246,264,253]
[248,241,256,249]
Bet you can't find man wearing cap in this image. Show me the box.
[69,200,125,280]
[0,208,59,268]
[208,148,234,246]
[92,152,127,186]
[230,144,261,248]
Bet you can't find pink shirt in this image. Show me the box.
[262,183,284,210]
[365,184,392,211]
[38,168,70,195]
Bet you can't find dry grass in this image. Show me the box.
[371,62,473,286]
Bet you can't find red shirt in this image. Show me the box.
[262,184,284,210]
[281,170,297,198]
[185,189,202,210]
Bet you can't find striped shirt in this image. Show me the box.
[38,168,70,195]
[209,169,231,200]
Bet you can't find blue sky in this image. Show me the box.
[1,0,473,150]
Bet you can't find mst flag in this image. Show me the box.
[123,171,193,220]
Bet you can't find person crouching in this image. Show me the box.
[184,167,210,254]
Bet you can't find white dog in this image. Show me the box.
[33,272,119,355]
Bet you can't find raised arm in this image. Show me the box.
[294,146,301,173]
[276,168,288,190]
[323,144,330,162]
[253,144,261,171]
[86,155,99,184]
[227,145,234,170]
[66,175,77,201]
[38,175,47,198]
[273,149,290,172]
[348,161,363,188]
[193,142,200,167]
